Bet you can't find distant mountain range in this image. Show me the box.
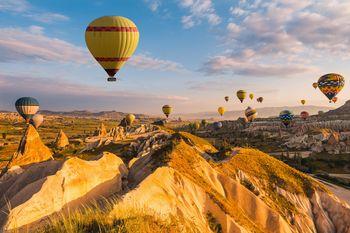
[38,110,151,120]
[175,105,335,120]
[325,100,350,116]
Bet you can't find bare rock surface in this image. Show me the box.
[0,152,127,231]
[54,130,69,149]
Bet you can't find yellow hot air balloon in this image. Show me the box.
[236,90,246,103]
[249,93,254,100]
[162,105,172,118]
[301,99,306,105]
[85,16,139,82]
[194,122,200,130]
[218,107,226,116]
[125,114,135,125]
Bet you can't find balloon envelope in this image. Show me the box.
[31,114,43,128]
[312,82,318,89]
[279,110,294,127]
[125,114,135,125]
[257,97,264,103]
[194,122,200,130]
[245,107,257,122]
[317,73,345,102]
[162,105,173,118]
[249,93,254,100]
[236,90,246,103]
[85,16,139,81]
[224,96,229,102]
[218,107,226,116]
[201,119,207,127]
[300,111,309,120]
[213,122,222,130]
[15,97,39,123]
[332,97,338,103]
[301,99,306,105]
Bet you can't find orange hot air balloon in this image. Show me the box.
[218,107,226,116]
[332,97,338,103]
[85,16,139,82]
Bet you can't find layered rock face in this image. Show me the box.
[0,152,127,231]
[9,124,53,168]
[1,127,350,233]
[54,130,69,148]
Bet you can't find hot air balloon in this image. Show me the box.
[301,99,306,105]
[218,107,226,116]
[194,122,200,130]
[300,111,309,121]
[332,97,338,103]
[317,73,345,103]
[201,119,207,127]
[279,110,294,127]
[249,93,254,100]
[162,105,172,118]
[236,90,246,103]
[312,82,318,89]
[257,97,264,103]
[85,16,139,82]
[224,96,229,102]
[31,114,43,128]
[15,97,39,123]
[245,107,257,123]
[213,122,222,130]
[125,114,135,125]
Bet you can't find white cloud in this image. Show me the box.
[179,0,221,28]
[0,0,69,23]
[203,0,350,76]
[129,54,186,72]
[144,0,161,12]
[0,26,88,64]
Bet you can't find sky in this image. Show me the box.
[0,0,349,115]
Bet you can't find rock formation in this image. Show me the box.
[94,123,107,137]
[54,130,69,149]
[0,152,127,231]
[8,125,53,168]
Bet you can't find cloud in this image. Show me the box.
[144,0,161,12]
[179,0,221,28]
[0,74,189,112]
[203,0,350,76]
[129,54,186,72]
[0,0,69,23]
[0,26,88,64]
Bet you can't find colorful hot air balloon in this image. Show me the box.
[279,110,294,127]
[257,97,264,103]
[85,16,139,82]
[162,105,173,118]
[224,96,229,102]
[317,73,345,103]
[213,122,222,130]
[312,82,318,89]
[201,119,207,127]
[31,114,43,128]
[300,111,309,121]
[236,90,246,103]
[218,107,226,116]
[15,97,39,123]
[249,93,254,100]
[301,99,306,105]
[332,97,338,103]
[125,114,135,125]
[245,107,257,123]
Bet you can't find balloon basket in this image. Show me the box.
[107,77,117,82]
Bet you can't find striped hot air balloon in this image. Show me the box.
[245,107,257,122]
[15,97,39,123]
[85,16,139,82]
[162,105,173,118]
[317,73,345,103]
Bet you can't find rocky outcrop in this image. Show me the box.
[8,125,53,168]
[94,123,107,137]
[54,130,69,149]
[0,152,127,231]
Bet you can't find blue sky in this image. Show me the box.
[0,0,349,114]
